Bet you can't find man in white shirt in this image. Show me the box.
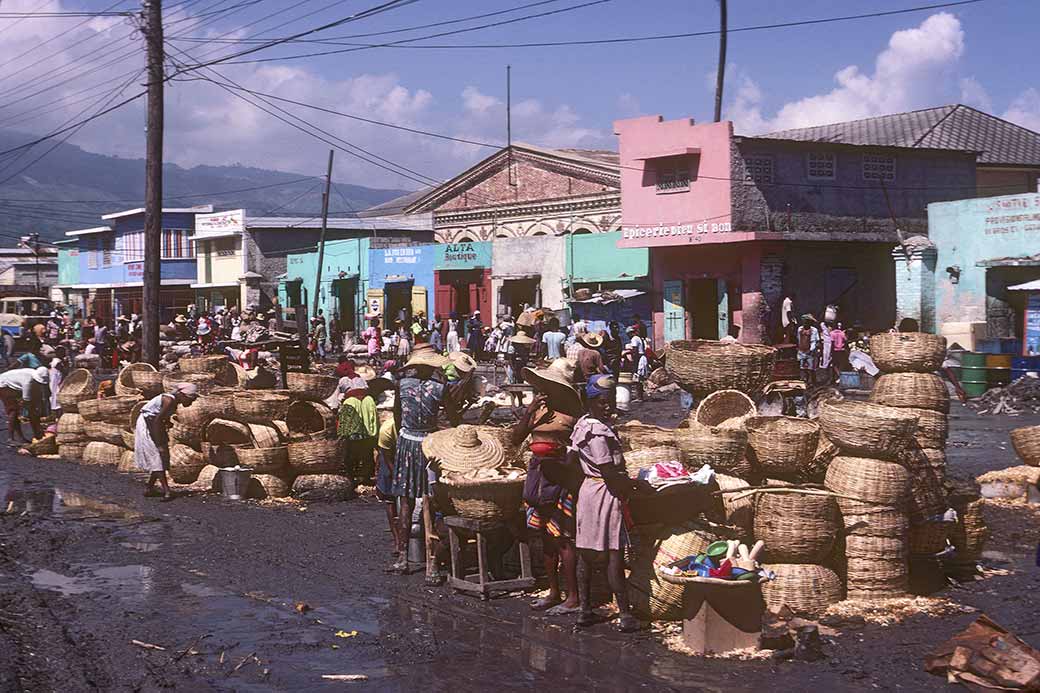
[0,366,48,443]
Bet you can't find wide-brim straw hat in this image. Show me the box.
[406,343,449,368]
[522,357,582,417]
[580,332,604,348]
[422,424,505,473]
[516,312,536,327]
[510,330,536,345]
[355,365,377,380]
[448,351,477,374]
[174,314,187,324]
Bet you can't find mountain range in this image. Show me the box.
[0,130,411,245]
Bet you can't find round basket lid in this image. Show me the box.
[422,424,506,473]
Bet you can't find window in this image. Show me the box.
[101,234,115,266]
[215,238,237,257]
[87,238,98,269]
[119,231,144,263]
[807,152,836,180]
[744,155,773,184]
[656,163,690,192]
[161,229,195,259]
[863,154,896,182]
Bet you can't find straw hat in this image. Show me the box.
[405,342,449,368]
[580,332,603,348]
[516,311,536,327]
[522,357,582,417]
[510,330,536,345]
[448,351,477,374]
[355,365,377,380]
[422,424,505,473]
[174,314,187,324]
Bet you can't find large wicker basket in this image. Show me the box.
[287,438,344,474]
[82,441,122,466]
[673,423,749,477]
[177,388,235,427]
[1010,425,1040,466]
[845,536,909,599]
[869,332,947,373]
[82,395,140,426]
[904,407,948,449]
[902,445,948,523]
[761,564,844,617]
[178,354,230,375]
[624,446,684,477]
[908,520,951,556]
[825,456,911,514]
[754,490,839,563]
[58,443,87,461]
[206,418,253,446]
[870,372,949,413]
[56,369,95,413]
[285,372,339,402]
[617,422,676,451]
[716,474,753,533]
[170,415,203,451]
[247,423,281,449]
[949,498,988,561]
[235,445,289,474]
[818,401,918,460]
[163,372,219,395]
[842,507,909,539]
[57,413,86,437]
[628,522,725,620]
[802,434,839,483]
[439,474,524,521]
[286,400,337,437]
[117,363,163,398]
[664,340,777,397]
[83,420,127,447]
[693,390,756,428]
[233,391,291,425]
[170,444,207,484]
[745,416,820,480]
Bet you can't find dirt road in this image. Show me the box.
[1,401,1037,691]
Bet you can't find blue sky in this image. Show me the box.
[4,0,1039,189]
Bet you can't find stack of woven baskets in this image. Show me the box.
[821,399,919,600]
[56,367,142,465]
[423,425,525,522]
[868,332,953,558]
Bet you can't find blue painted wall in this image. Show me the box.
[74,211,199,285]
[368,244,436,318]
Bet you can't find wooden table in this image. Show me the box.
[445,515,534,600]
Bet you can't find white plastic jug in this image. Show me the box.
[615,382,631,411]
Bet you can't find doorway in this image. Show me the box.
[384,280,414,327]
[500,277,540,318]
[333,278,357,334]
[688,279,719,339]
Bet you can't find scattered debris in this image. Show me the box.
[321,674,369,682]
[229,651,258,675]
[823,597,976,626]
[925,614,1040,689]
[131,639,166,651]
[294,602,312,614]
[971,377,1040,415]
[334,630,358,639]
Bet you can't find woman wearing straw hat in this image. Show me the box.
[506,330,536,408]
[135,382,199,502]
[575,332,608,384]
[513,357,583,615]
[336,364,380,482]
[571,375,639,632]
[389,342,454,573]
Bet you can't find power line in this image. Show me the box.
[0,176,322,205]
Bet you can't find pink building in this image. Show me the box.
[613,115,978,346]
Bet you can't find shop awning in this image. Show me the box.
[977,254,1040,268]
[1008,279,1040,291]
[566,289,646,304]
[191,281,240,289]
[632,146,701,161]
[384,275,413,283]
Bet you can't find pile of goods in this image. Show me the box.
[969,375,1040,415]
[53,358,348,501]
[423,425,525,521]
[658,539,766,582]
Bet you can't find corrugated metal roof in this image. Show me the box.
[244,213,433,231]
[753,105,1040,167]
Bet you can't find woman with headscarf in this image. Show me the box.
[445,312,461,353]
[336,365,379,482]
[571,375,639,633]
[134,383,199,501]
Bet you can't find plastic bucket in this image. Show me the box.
[218,467,253,500]
[615,383,631,411]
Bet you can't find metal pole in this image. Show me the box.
[31,233,39,294]
[311,149,335,320]
[507,65,515,187]
[713,0,727,122]
[141,0,164,366]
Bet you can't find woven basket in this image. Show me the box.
[292,474,355,501]
[617,422,676,451]
[919,447,946,479]
[178,354,230,375]
[761,564,844,618]
[170,444,207,484]
[904,408,948,449]
[56,369,95,413]
[845,533,908,559]
[842,508,909,539]
[122,430,135,450]
[58,443,87,461]
[247,423,282,448]
[94,395,140,426]
[716,474,753,533]
[673,422,749,477]
[233,391,291,425]
[287,438,344,474]
[57,413,86,437]
[908,520,951,556]
[623,446,684,477]
[206,418,253,446]
[440,474,525,521]
[664,340,777,397]
[949,499,988,561]
[117,363,162,398]
[25,436,58,456]
[869,332,946,373]
[902,445,947,523]
[1010,425,1040,466]
[82,441,122,466]
[745,416,820,480]
[170,415,203,451]
[205,442,250,468]
[802,434,839,483]
[825,456,910,514]
[247,474,292,499]
[818,401,918,460]
[56,431,88,445]
[845,557,909,600]
[285,372,339,402]
[83,420,127,447]
[114,378,140,398]
[694,390,756,428]
[74,353,101,371]
[76,397,103,422]
[628,522,723,620]
[235,445,289,474]
[163,372,219,395]
[754,491,839,563]
[870,373,950,413]
[177,388,234,427]
[117,449,136,472]
[286,400,337,437]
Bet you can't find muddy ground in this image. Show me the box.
[1,394,1038,691]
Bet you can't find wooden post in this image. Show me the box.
[713,0,727,123]
[311,150,335,322]
[141,0,164,366]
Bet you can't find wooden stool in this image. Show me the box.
[445,515,535,600]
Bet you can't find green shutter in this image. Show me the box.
[663,279,685,343]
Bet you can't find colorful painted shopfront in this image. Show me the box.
[434,241,492,319]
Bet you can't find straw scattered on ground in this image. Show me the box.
[822,597,976,626]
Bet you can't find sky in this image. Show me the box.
[0,0,1037,192]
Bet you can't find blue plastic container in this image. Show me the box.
[975,339,1001,354]
[839,371,860,389]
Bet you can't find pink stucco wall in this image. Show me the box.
[613,116,734,249]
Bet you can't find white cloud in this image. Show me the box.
[1003,88,1040,133]
[729,12,966,133]
[959,77,992,112]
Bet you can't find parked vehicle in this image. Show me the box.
[0,296,56,354]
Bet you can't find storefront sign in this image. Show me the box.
[126,261,143,279]
[384,247,420,264]
[196,209,244,236]
[621,221,733,240]
[1026,293,1040,355]
[978,194,1040,237]
[436,241,491,270]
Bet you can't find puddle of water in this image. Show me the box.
[1,472,141,521]
[31,565,155,599]
[181,582,230,598]
[120,542,161,553]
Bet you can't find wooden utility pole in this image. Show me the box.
[142,0,163,366]
[713,0,727,122]
[311,149,335,322]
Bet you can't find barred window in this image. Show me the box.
[215,238,237,257]
[656,163,690,192]
[100,233,115,267]
[744,155,773,184]
[119,231,144,262]
[807,152,836,180]
[863,154,896,182]
[161,229,195,259]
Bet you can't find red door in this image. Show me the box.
[434,270,454,319]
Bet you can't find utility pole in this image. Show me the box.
[141,0,163,366]
[713,0,727,122]
[311,149,335,323]
[507,65,515,186]
[31,233,39,295]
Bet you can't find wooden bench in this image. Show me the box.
[445,515,535,600]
